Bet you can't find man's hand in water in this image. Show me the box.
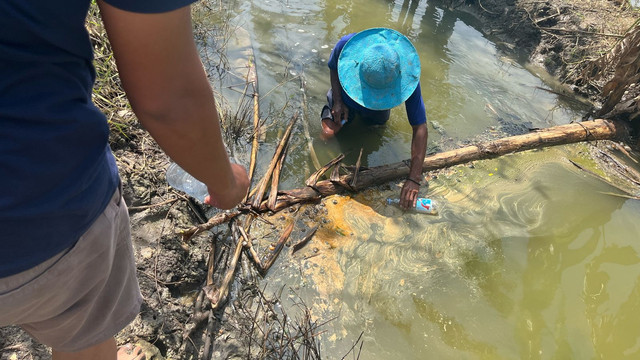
[400,178,420,210]
[331,101,348,127]
[321,101,348,139]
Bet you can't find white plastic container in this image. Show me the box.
[165,162,208,203]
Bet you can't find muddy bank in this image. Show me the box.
[441,0,639,106]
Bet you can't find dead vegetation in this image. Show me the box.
[587,23,640,122]
[470,0,640,127]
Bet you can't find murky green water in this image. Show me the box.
[210,0,640,358]
[229,0,587,178]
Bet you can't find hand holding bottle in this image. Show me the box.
[166,162,249,209]
[387,197,438,215]
[400,177,420,209]
[204,163,249,209]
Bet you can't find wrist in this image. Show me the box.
[406,177,421,186]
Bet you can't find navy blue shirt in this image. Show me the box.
[0,0,194,277]
[328,33,427,126]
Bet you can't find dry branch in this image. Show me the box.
[305,153,345,187]
[237,224,264,269]
[538,26,626,38]
[206,241,215,286]
[181,210,241,242]
[245,53,261,204]
[300,72,322,171]
[330,161,342,183]
[251,113,299,209]
[205,221,245,310]
[269,119,630,209]
[259,221,295,275]
[268,141,289,211]
[292,225,319,255]
[350,148,364,190]
[598,25,640,116]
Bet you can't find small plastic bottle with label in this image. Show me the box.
[386,197,438,215]
[165,162,208,203]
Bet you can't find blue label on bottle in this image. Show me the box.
[416,198,432,212]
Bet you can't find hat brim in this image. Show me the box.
[338,28,421,111]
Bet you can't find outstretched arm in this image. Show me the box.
[98,1,248,209]
[400,123,428,209]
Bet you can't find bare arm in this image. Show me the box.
[98,1,248,209]
[329,68,348,124]
[400,123,428,209]
[321,68,349,139]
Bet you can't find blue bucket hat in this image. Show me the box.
[338,28,421,110]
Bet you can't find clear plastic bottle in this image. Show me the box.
[386,197,438,215]
[165,162,208,203]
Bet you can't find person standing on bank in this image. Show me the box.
[321,28,428,210]
[0,0,249,359]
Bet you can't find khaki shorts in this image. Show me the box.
[0,185,142,352]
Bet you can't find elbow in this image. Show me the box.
[129,93,189,130]
[129,96,173,124]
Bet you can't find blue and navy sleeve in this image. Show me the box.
[103,0,196,14]
[327,33,356,70]
[405,82,427,126]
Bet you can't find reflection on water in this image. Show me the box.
[209,0,640,358]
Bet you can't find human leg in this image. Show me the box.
[321,117,341,139]
[52,337,145,360]
[52,337,117,360]
[0,185,142,355]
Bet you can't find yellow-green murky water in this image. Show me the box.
[258,147,640,359]
[207,0,640,358]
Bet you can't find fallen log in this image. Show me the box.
[182,118,630,238]
[266,119,630,210]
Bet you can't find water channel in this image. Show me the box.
[206,0,640,358]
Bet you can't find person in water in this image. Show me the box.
[321,27,429,210]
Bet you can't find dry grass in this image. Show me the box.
[86,2,136,143]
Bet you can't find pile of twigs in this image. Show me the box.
[232,286,363,360]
